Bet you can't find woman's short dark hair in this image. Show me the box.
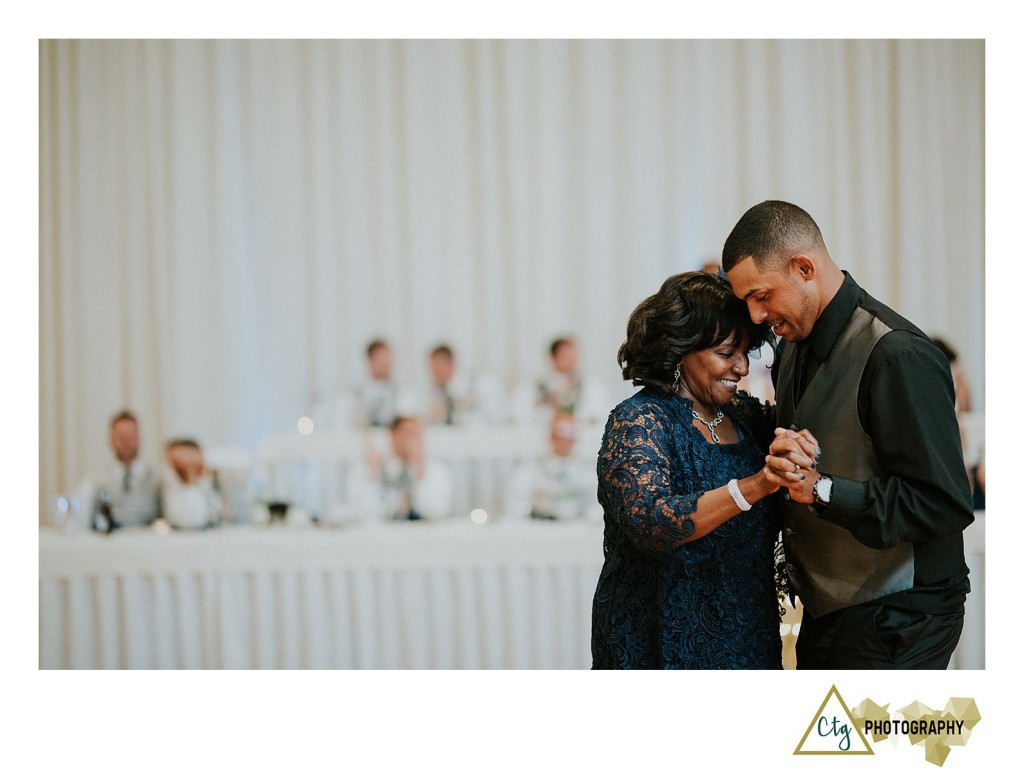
[617,271,770,391]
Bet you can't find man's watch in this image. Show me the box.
[813,474,833,508]
[815,475,831,511]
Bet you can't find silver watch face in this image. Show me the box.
[816,476,832,503]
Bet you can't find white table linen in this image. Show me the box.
[40,520,604,669]
[39,513,984,669]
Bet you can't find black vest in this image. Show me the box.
[776,306,915,617]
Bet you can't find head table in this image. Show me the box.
[40,519,605,669]
[39,513,984,670]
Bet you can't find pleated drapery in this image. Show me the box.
[39,40,984,513]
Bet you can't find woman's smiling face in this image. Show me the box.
[677,332,750,413]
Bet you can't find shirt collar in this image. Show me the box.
[805,271,865,363]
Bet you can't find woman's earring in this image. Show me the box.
[672,366,681,393]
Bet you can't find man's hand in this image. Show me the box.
[766,427,821,504]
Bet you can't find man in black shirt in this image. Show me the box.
[722,200,974,669]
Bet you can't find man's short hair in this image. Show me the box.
[389,415,419,432]
[549,337,573,358]
[721,200,826,272]
[110,409,137,428]
[165,438,201,452]
[430,344,454,359]
[366,338,390,357]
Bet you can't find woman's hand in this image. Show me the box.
[765,427,821,503]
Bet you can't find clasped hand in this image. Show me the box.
[764,427,821,504]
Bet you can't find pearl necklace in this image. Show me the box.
[692,407,725,443]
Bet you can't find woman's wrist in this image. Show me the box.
[745,467,779,500]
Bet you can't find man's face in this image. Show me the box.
[552,342,578,374]
[390,419,423,461]
[726,256,817,343]
[167,444,205,484]
[110,418,140,464]
[429,352,454,386]
[368,345,392,380]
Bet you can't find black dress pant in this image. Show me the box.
[796,602,965,669]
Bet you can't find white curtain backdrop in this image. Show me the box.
[39,39,984,514]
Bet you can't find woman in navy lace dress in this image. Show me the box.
[592,272,796,669]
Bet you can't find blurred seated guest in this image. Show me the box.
[425,344,469,425]
[505,412,601,521]
[932,336,973,413]
[89,409,161,530]
[539,337,583,414]
[515,337,610,425]
[345,416,454,522]
[423,343,507,426]
[161,438,224,529]
[352,338,402,428]
[313,339,422,431]
[701,259,721,276]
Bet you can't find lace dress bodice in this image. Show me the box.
[591,386,783,669]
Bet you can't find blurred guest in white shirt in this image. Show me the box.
[161,438,224,529]
[89,409,162,529]
[505,412,601,521]
[425,344,467,425]
[423,343,506,426]
[539,337,582,414]
[346,338,423,428]
[352,338,402,428]
[519,337,611,426]
[342,416,454,523]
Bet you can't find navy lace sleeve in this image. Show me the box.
[597,398,704,562]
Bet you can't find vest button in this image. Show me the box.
[783,528,793,537]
